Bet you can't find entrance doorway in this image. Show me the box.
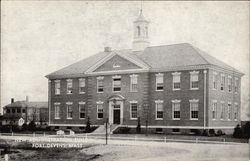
[108,95,124,125]
[113,109,120,124]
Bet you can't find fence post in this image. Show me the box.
[196,138,198,144]
[33,133,35,137]
[164,137,166,143]
[11,132,13,136]
[223,138,225,144]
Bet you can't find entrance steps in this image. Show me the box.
[92,124,121,134]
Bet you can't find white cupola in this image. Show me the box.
[132,10,150,51]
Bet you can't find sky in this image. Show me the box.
[1,1,249,120]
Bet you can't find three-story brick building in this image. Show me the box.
[46,11,243,134]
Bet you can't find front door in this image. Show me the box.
[113,105,120,124]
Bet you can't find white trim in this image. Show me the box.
[96,76,104,80]
[54,102,61,105]
[112,75,121,79]
[155,100,164,120]
[112,75,121,93]
[54,80,60,83]
[171,99,181,103]
[66,79,73,82]
[66,102,73,105]
[172,100,181,120]
[171,72,181,76]
[189,99,199,103]
[130,101,138,120]
[155,73,164,91]
[189,100,199,120]
[96,101,104,104]
[190,71,200,75]
[155,100,164,103]
[212,100,217,103]
[87,69,149,76]
[85,51,150,74]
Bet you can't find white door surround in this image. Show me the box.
[108,95,125,125]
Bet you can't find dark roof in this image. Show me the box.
[46,43,243,78]
[5,101,48,108]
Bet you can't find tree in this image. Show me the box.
[85,117,91,133]
[28,121,36,132]
[233,124,243,138]
[136,117,141,134]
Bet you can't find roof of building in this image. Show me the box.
[46,43,243,78]
[5,101,48,108]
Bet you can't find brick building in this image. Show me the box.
[46,11,243,133]
[2,97,48,126]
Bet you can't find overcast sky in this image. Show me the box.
[1,1,249,120]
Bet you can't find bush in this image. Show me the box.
[28,121,36,131]
[22,123,28,131]
[242,122,250,138]
[233,124,243,138]
[115,127,131,134]
[209,129,215,136]
[216,129,224,136]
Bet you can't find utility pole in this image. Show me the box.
[105,118,108,145]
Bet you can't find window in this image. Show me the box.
[172,100,181,120]
[54,103,60,119]
[156,73,164,91]
[66,102,73,119]
[234,78,239,93]
[79,102,86,119]
[145,26,148,37]
[227,103,232,120]
[155,100,163,120]
[130,74,138,92]
[113,76,121,92]
[17,109,21,113]
[97,102,104,119]
[172,72,181,90]
[212,101,217,119]
[97,77,104,93]
[7,109,10,113]
[190,71,199,90]
[22,109,26,113]
[67,79,73,94]
[113,63,120,68]
[228,76,232,92]
[234,103,238,120]
[173,128,180,133]
[137,26,140,37]
[130,101,138,119]
[12,109,15,113]
[79,78,85,94]
[220,74,225,91]
[213,72,217,89]
[55,80,60,95]
[220,102,225,120]
[190,99,199,120]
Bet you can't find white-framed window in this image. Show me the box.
[66,79,73,94]
[66,102,73,119]
[130,74,138,92]
[190,99,199,120]
[172,72,181,90]
[228,76,232,92]
[213,72,217,90]
[212,100,217,120]
[79,78,85,94]
[113,63,120,68]
[130,101,138,119]
[234,103,238,120]
[172,100,181,120]
[112,75,121,92]
[155,73,164,91]
[79,102,86,119]
[190,71,199,90]
[227,102,232,120]
[97,101,104,119]
[155,100,163,120]
[220,101,225,120]
[55,80,60,95]
[234,77,239,93]
[220,74,225,91]
[97,76,104,93]
[54,102,60,119]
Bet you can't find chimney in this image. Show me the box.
[11,98,14,103]
[104,47,111,52]
[26,96,29,102]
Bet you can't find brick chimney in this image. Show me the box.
[26,96,29,102]
[11,98,14,103]
[104,47,111,52]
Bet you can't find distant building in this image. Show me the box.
[2,97,48,126]
[45,10,243,134]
